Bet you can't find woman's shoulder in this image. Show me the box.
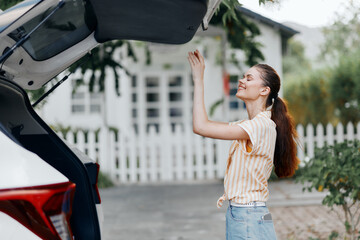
[233,111,276,129]
[254,111,276,128]
[229,119,247,126]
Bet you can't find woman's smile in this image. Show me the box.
[238,85,246,91]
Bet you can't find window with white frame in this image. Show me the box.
[131,75,139,133]
[71,91,85,113]
[71,80,103,114]
[89,92,102,113]
[168,75,183,132]
[131,73,188,133]
[145,76,160,132]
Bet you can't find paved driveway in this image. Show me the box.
[99,180,350,240]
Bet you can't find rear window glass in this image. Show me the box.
[8,0,96,61]
[0,0,42,33]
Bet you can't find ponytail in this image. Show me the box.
[254,64,300,178]
[271,97,299,178]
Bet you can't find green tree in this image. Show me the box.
[284,69,335,125]
[328,49,360,124]
[282,39,335,125]
[210,4,264,67]
[283,39,311,77]
[317,0,360,124]
[296,140,360,240]
[284,1,360,126]
[284,48,360,126]
[69,40,138,96]
[320,1,360,63]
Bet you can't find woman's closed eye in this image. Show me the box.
[246,74,253,81]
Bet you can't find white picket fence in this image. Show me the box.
[59,122,360,184]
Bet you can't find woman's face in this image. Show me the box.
[236,67,269,101]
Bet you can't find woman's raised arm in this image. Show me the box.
[187,50,249,141]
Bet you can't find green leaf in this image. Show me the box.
[345,221,351,232]
[0,0,23,10]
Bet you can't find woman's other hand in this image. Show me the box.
[187,50,205,84]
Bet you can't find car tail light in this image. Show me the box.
[0,182,76,240]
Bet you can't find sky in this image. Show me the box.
[240,0,349,28]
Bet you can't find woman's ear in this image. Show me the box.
[260,86,271,96]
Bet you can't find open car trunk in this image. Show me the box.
[0,0,223,238]
[0,76,101,240]
[0,0,210,90]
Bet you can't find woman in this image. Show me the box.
[187,50,299,240]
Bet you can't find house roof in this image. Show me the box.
[237,6,299,39]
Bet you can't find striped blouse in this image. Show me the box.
[217,111,277,208]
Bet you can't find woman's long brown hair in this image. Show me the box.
[255,64,300,178]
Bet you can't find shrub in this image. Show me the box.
[97,171,114,189]
[296,140,360,240]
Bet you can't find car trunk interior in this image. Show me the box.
[89,0,208,44]
[0,77,101,240]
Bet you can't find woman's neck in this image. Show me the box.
[244,100,266,120]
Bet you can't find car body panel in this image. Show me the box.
[0,212,41,240]
[0,131,68,189]
[0,77,101,239]
[1,32,98,90]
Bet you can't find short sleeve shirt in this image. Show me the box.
[220,110,277,205]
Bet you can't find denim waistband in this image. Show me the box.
[229,200,266,207]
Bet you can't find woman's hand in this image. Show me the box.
[187,50,205,84]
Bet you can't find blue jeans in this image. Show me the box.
[226,205,277,240]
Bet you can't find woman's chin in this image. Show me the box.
[236,93,245,100]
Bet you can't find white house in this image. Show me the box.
[35,9,360,184]
[41,7,298,136]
